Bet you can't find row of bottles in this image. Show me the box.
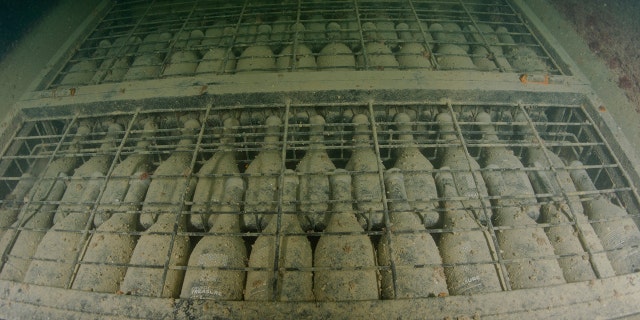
[1,110,639,300]
[0,124,92,282]
[60,19,547,85]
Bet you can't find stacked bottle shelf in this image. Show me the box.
[3,0,640,318]
[49,0,563,88]
[0,102,638,303]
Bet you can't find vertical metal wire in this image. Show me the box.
[353,0,369,70]
[515,103,612,278]
[445,100,512,291]
[503,0,565,75]
[159,0,201,75]
[458,1,510,72]
[89,0,158,86]
[157,104,212,298]
[270,99,291,301]
[577,104,640,214]
[290,0,303,72]
[67,111,141,289]
[367,100,395,298]
[407,0,438,69]
[0,114,80,273]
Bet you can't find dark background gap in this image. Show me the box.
[0,0,60,60]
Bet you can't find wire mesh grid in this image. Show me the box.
[47,0,565,88]
[0,100,638,301]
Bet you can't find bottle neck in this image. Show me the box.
[326,22,341,42]
[176,119,200,151]
[135,121,157,149]
[568,161,598,193]
[155,212,187,228]
[219,27,236,47]
[265,172,302,233]
[396,134,422,162]
[210,177,244,233]
[308,134,327,151]
[480,126,500,142]
[396,23,413,42]
[435,170,473,225]
[255,25,271,43]
[353,133,372,147]
[290,22,305,41]
[308,114,327,149]
[397,132,417,145]
[363,26,378,41]
[525,144,546,165]
[218,137,236,152]
[175,138,195,152]
[211,212,241,233]
[264,134,280,149]
[330,171,355,213]
[69,124,92,152]
[384,170,422,228]
[479,125,509,160]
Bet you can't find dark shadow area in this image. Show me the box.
[0,0,60,59]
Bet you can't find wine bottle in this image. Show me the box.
[92,36,140,83]
[317,22,356,71]
[53,123,123,225]
[470,46,497,71]
[393,113,439,227]
[236,22,258,46]
[569,161,640,275]
[196,27,237,74]
[180,176,246,300]
[430,22,475,70]
[345,114,385,230]
[435,44,476,70]
[306,14,327,52]
[139,118,199,229]
[483,165,565,288]
[243,115,283,230]
[163,29,203,76]
[539,203,597,282]
[373,14,399,50]
[276,23,317,71]
[23,122,123,287]
[201,22,224,48]
[517,112,616,278]
[120,119,199,298]
[436,111,491,224]
[296,115,335,231]
[270,16,293,46]
[378,169,448,298]
[465,24,512,72]
[189,117,240,230]
[435,169,502,295]
[395,23,431,69]
[124,31,172,80]
[61,39,108,85]
[357,22,399,70]
[0,174,36,240]
[236,24,276,73]
[60,59,98,86]
[496,26,547,73]
[245,170,313,301]
[431,23,469,51]
[476,112,539,221]
[0,124,90,282]
[406,18,433,47]
[71,120,156,293]
[314,169,379,301]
